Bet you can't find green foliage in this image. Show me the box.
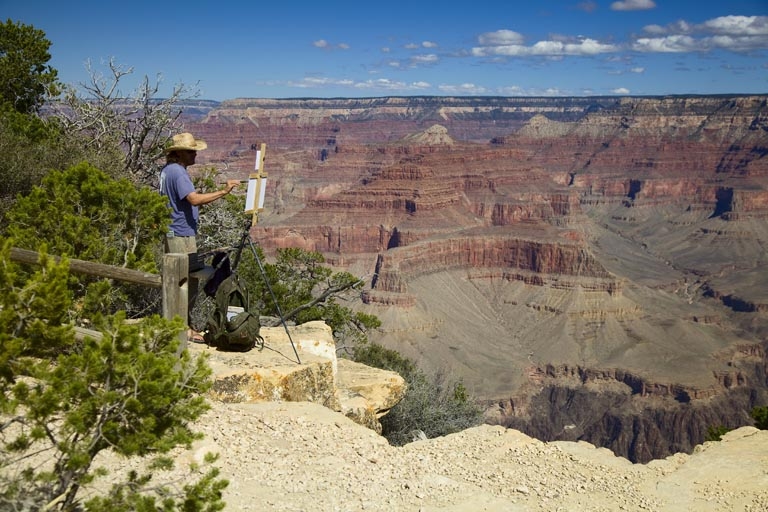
[354,343,484,446]
[353,343,418,381]
[264,248,335,323]
[85,460,228,512]
[0,240,74,372]
[0,18,60,114]
[235,247,379,347]
[705,424,731,442]
[6,162,168,269]
[190,184,379,347]
[0,241,227,510]
[751,406,768,429]
[186,172,253,330]
[0,23,229,509]
[704,406,768,444]
[0,105,68,219]
[4,162,169,318]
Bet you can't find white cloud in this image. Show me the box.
[287,77,432,93]
[438,83,490,95]
[478,29,525,46]
[471,15,768,63]
[636,16,768,53]
[704,15,768,36]
[497,85,527,95]
[411,54,439,64]
[313,39,349,50]
[289,77,354,88]
[708,34,767,52]
[353,78,431,91]
[630,67,645,73]
[422,41,439,48]
[632,35,698,52]
[642,24,666,35]
[576,1,597,13]
[611,87,631,94]
[542,87,567,96]
[493,85,571,96]
[566,38,619,55]
[610,0,656,11]
[644,16,767,37]
[474,37,617,57]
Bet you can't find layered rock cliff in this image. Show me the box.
[185,94,768,461]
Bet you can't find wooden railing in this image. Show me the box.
[9,247,203,346]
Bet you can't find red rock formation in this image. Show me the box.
[370,231,615,296]
[185,94,768,461]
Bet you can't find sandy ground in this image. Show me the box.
[91,400,768,512]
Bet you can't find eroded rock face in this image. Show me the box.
[186,94,768,460]
[191,321,405,433]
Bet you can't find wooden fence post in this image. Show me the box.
[162,253,189,350]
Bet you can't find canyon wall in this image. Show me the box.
[185,94,768,460]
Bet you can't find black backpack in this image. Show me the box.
[203,273,263,351]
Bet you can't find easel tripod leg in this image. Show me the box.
[232,218,301,364]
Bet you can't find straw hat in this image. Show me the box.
[165,132,208,153]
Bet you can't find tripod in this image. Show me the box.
[230,216,301,364]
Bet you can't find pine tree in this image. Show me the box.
[4,162,170,319]
[0,241,228,511]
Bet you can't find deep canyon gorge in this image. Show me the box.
[180,95,768,462]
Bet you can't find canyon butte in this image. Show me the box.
[182,95,768,463]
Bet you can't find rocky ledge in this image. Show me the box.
[187,320,406,433]
[88,400,768,511]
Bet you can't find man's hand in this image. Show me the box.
[225,179,241,194]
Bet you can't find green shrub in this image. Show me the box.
[233,246,379,347]
[0,19,60,114]
[751,406,768,429]
[4,162,169,319]
[705,424,731,442]
[0,241,227,510]
[354,343,484,445]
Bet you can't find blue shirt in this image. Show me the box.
[159,163,197,236]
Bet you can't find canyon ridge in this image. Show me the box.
[181,95,768,463]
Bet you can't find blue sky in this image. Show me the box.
[3,0,767,100]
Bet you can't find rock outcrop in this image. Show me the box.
[189,321,406,433]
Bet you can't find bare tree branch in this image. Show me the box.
[273,277,364,326]
[52,58,198,187]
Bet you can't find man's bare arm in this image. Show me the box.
[186,179,241,206]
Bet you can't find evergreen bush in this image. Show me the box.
[0,241,227,510]
[354,343,484,445]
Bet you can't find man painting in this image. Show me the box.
[160,132,240,341]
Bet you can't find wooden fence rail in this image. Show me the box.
[10,248,163,287]
[9,247,196,346]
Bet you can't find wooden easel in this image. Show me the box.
[234,143,301,363]
[245,142,267,225]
